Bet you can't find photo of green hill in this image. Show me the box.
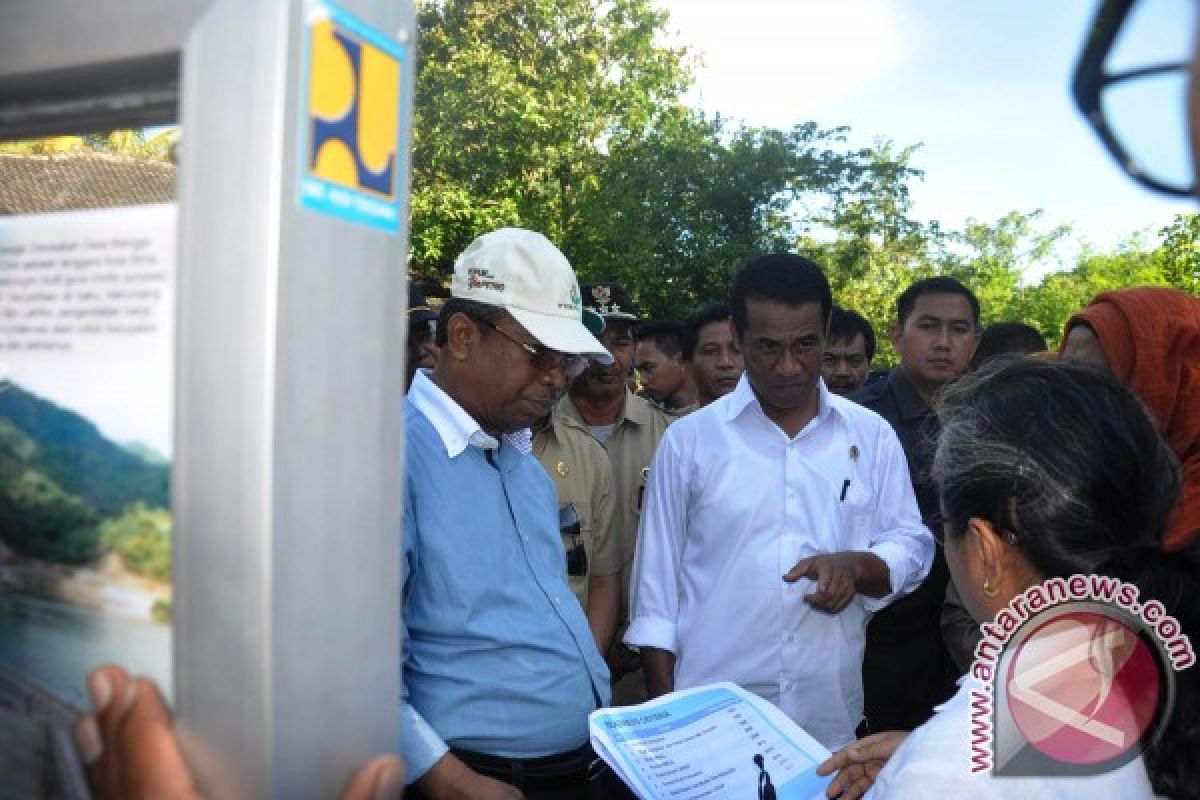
[0,383,171,619]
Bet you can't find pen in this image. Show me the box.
[840,479,850,502]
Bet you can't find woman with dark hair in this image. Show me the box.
[819,357,1200,799]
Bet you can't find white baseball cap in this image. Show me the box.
[452,228,613,364]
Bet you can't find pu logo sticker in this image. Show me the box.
[300,0,407,232]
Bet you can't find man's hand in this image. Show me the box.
[418,752,524,800]
[783,552,889,612]
[816,730,909,799]
[74,664,404,800]
[75,664,199,800]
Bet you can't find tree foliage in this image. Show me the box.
[0,130,175,159]
[412,0,692,277]
[99,502,172,581]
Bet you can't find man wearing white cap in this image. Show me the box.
[401,228,633,800]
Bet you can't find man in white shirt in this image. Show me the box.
[625,253,934,751]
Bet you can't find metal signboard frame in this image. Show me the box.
[0,0,414,794]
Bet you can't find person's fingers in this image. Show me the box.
[88,665,134,717]
[74,715,103,765]
[824,761,865,798]
[831,571,854,611]
[816,749,844,776]
[82,665,136,796]
[817,559,831,594]
[782,556,814,583]
[804,588,831,610]
[87,666,115,713]
[843,772,876,800]
[339,755,405,800]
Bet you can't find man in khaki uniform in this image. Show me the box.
[532,411,621,656]
[558,282,671,704]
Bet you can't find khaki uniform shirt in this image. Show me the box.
[557,391,672,618]
[532,413,620,609]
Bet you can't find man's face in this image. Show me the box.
[891,293,979,390]
[406,318,438,389]
[821,333,870,395]
[470,315,567,432]
[690,319,743,405]
[1060,323,1111,371]
[634,339,685,404]
[575,320,635,395]
[738,299,824,413]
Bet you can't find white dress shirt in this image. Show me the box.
[624,375,933,749]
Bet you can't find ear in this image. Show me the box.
[966,516,1022,587]
[967,328,982,360]
[441,312,478,362]
[887,325,902,352]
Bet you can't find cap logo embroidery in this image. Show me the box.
[591,286,612,305]
[466,267,505,292]
[570,284,582,309]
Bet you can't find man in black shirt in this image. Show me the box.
[850,276,981,733]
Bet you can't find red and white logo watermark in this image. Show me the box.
[967,574,1194,776]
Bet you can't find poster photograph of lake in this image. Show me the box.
[0,204,177,714]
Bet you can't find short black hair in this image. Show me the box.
[730,253,832,337]
[634,320,685,359]
[682,304,732,361]
[827,306,876,362]
[435,297,505,347]
[896,277,980,327]
[971,322,1048,369]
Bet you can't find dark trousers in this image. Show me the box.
[407,744,637,800]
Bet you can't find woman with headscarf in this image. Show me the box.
[1060,287,1200,552]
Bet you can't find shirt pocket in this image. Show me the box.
[838,481,877,550]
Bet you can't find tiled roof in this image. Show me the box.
[0,151,176,215]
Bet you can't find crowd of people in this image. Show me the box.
[73,0,1200,798]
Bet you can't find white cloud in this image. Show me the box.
[658,0,908,126]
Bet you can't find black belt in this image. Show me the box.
[451,743,601,790]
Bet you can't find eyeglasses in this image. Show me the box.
[478,317,587,375]
[1072,0,1194,197]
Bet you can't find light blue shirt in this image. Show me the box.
[401,372,611,783]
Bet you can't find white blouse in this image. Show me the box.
[867,680,1160,799]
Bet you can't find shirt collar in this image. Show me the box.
[408,370,499,457]
[889,367,933,421]
[725,373,843,427]
[559,389,647,428]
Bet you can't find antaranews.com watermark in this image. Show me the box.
[967,574,1194,776]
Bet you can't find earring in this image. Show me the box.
[982,578,999,598]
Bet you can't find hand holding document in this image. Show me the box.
[590,682,833,800]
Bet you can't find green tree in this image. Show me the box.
[1159,213,1200,295]
[98,502,172,581]
[801,142,947,366]
[0,129,175,159]
[570,112,863,317]
[411,0,692,278]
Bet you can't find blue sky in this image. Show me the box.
[657,0,1195,275]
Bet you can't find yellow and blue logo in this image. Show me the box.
[299,0,406,232]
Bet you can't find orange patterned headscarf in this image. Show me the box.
[1065,288,1200,552]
